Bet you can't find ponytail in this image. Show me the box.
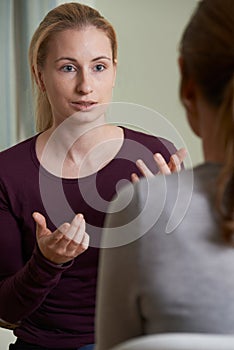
[33,87,53,133]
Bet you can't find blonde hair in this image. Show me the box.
[179,0,234,243]
[28,2,117,132]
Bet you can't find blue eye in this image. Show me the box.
[62,65,76,72]
[94,64,105,72]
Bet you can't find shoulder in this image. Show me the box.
[135,163,220,236]
[0,135,36,158]
[138,167,193,202]
[0,135,38,177]
[122,127,177,155]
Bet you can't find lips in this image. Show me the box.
[71,101,97,111]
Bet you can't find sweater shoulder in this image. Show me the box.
[0,135,38,178]
[123,127,176,154]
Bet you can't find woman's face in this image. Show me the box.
[39,26,117,126]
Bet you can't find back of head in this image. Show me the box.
[28,2,117,132]
[180,0,234,243]
[180,0,234,107]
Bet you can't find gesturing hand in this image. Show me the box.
[32,212,90,265]
[131,148,187,183]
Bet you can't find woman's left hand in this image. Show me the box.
[131,148,187,183]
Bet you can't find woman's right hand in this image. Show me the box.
[32,212,89,265]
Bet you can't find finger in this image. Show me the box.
[175,148,187,163]
[72,218,86,245]
[32,212,50,239]
[70,232,90,257]
[65,214,83,240]
[32,212,46,229]
[168,154,181,173]
[136,159,154,178]
[52,222,70,244]
[168,148,187,173]
[153,153,171,175]
[80,232,90,251]
[131,173,140,183]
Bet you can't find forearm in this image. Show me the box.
[0,245,73,323]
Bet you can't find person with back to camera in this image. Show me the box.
[95,0,234,349]
[0,2,186,350]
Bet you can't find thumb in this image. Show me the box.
[32,212,50,240]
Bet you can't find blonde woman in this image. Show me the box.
[0,2,184,350]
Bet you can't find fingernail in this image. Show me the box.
[136,159,143,165]
[154,153,161,158]
[75,214,83,224]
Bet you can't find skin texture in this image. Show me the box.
[38,27,117,127]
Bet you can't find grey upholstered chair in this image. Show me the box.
[110,333,234,350]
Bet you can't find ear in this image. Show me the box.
[32,65,46,92]
[112,59,117,88]
[178,56,201,137]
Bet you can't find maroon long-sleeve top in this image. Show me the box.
[0,127,176,348]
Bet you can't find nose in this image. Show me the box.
[76,69,93,95]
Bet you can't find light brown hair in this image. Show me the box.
[28,2,117,132]
[179,0,234,243]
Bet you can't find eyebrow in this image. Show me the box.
[54,56,112,63]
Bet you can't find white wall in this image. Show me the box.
[95,0,203,167]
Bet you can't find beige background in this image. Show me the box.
[96,0,202,168]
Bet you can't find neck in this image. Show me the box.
[49,116,108,158]
[199,107,224,164]
[36,118,124,178]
